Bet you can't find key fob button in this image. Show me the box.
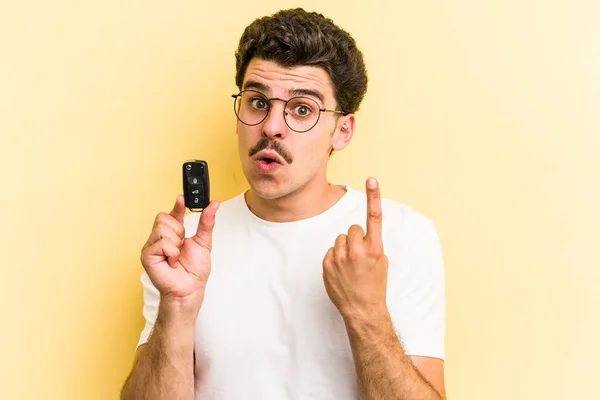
[183,160,209,211]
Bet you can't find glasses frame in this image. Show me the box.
[232,90,346,133]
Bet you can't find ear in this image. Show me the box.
[330,114,355,152]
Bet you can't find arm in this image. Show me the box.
[322,178,446,400]
[344,308,446,400]
[121,298,197,400]
[121,195,220,399]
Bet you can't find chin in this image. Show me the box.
[240,161,281,199]
[248,179,288,200]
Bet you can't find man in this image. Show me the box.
[121,8,446,400]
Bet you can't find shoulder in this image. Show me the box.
[379,197,439,258]
[343,186,441,268]
[345,185,435,235]
[381,196,434,233]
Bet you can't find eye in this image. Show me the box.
[250,97,268,110]
[293,104,312,116]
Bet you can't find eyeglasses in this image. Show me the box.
[232,90,345,133]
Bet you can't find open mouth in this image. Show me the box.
[256,156,282,173]
[260,157,278,164]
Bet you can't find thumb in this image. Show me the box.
[194,200,220,250]
[169,195,186,224]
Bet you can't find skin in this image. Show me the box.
[121,58,446,399]
[237,58,353,222]
[121,197,220,400]
[324,178,446,399]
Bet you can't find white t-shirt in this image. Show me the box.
[137,185,445,399]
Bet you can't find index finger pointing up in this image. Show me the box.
[365,177,383,249]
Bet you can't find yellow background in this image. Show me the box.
[1,1,598,399]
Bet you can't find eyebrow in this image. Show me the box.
[289,88,324,104]
[243,80,325,105]
[243,80,269,93]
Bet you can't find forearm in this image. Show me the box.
[121,299,198,400]
[344,309,443,400]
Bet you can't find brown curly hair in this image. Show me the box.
[234,8,368,115]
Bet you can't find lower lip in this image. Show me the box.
[256,159,282,173]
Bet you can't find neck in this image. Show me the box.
[244,178,347,223]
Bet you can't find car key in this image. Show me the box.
[183,160,210,211]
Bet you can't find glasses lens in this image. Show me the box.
[235,91,269,125]
[285,97,319,132]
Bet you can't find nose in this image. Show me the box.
[262,100,288,139]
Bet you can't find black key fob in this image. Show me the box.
[183,160,210,211]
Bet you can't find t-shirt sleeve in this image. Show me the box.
[136,271,160,348]
[388,218,446,360]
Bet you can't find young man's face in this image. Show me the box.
[236,58,353,200]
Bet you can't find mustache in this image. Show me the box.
[248,138,293,164]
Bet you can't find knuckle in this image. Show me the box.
[153,217,166,231]
[367,246,383,258]
[349,224,363,234]
[156,212,169,222]
[335,234,348,246]
[156,223,178,239]
[334,249,346,263]
[348,245,363,260]
[162,238,179,256]
[158,236,173,248]
[154,222,165,233]
[323,250,335,269]
[153,227,168,242]
[368,209,382,221]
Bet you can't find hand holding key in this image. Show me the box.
[140,195,220,307]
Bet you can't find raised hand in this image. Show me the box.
[322,178,389,319]
[140,195,220,304]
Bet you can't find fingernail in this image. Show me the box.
[367,178,377,189]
